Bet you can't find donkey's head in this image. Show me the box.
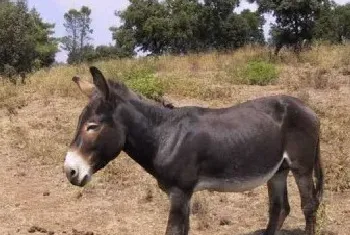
[64,67,128,187]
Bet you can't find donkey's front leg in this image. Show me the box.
[165,187,192,235]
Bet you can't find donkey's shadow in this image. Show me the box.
[242,229,336,235]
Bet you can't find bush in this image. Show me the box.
[242,60,278,85]
[120,67,164,99]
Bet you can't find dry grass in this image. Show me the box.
[192,194,212,231]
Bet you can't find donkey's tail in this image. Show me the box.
[314,138,324,203]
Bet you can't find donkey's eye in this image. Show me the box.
[86,123,100,132]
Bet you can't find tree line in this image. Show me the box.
[1,0,350,74]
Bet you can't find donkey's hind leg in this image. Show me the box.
[292,170,319,235]
[264,168,290,235]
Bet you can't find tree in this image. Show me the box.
[335,4,350,42]
[111,0,265,55]
[61,6,93,64]
[114,0,169,55]
[241,9,265,45]
[76,45,121,62]
[0,0,58,74]
[197,1,265,50]
[201,0,240,49]
[30,8,58,68]
[94,46,120,60]
[314,2,350,43]
[165,0,202,54]
[110,26,136,57]
[251,0,325,54]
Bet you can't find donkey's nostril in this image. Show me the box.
[70,169,77,178]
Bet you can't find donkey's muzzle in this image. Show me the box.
[64,165,81,186]
[64,151,91,187]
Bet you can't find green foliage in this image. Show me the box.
[202,0,252,49]
[241,9,265,45]
[314,3,350,43]
[0,0,58,73]
[241,60,278,85]
[122,68,164,99]
[114,0,169,55]
[111,27,136,57]
[251,0,326,53]
[165,0,202,53]
[85,46,121,62]
[335,4,350,41]
[31,9,58,68]
[111,0,265,55]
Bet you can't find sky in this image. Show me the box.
[28,0,350,63]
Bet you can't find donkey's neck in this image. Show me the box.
[121,99,170,176]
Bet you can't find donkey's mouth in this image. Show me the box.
[66,171,91,187]
[78,174,91,187]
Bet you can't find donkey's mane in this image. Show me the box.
[106,79,174,109]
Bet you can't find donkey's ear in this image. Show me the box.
[72,76,95,98]
[90,66,110,100]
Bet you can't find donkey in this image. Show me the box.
[64,67,323,235]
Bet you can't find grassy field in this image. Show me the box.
[1,44,350,234]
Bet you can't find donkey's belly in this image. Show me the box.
[194,155,286,192]
[194,174,272,192]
